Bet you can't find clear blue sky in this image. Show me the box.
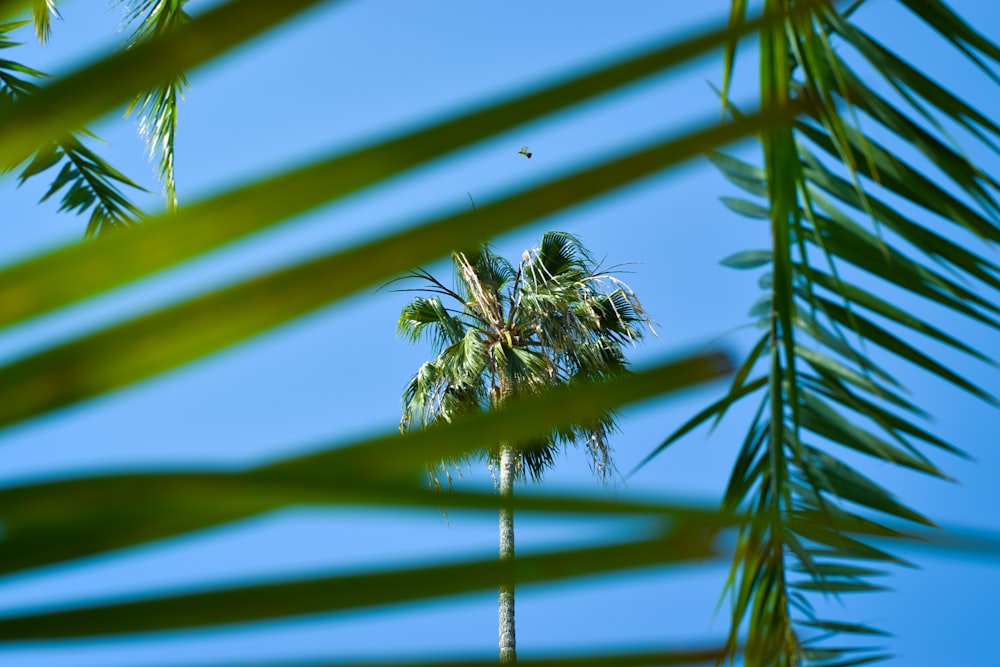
[0,1,997,665]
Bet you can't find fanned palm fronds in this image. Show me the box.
[396,232,652,483]
[643,1,999,665]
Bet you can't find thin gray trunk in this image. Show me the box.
[498,444,516,663]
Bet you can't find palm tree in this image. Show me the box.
[394,231,652,663]
[0,2,996,666]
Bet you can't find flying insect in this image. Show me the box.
[518,146,532,159]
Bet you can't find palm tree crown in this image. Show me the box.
[396,231,652,485]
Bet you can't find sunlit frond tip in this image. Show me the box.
[118,0,191,210]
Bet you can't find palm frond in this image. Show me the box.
[1,21,145,236]
[29,0,56,44]
[117,0,190,210]
[641,2,1000,664]
[532,230,593,280]
[28,136,146,236]
[398,296,469,349]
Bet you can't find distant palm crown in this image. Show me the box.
[396,231,651,485]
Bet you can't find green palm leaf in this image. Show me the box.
[639,2,1000,664]
[0,20,146,236]
[118,0,190,210]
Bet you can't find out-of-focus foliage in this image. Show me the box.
[0,1,995,666]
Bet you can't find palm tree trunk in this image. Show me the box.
[498,443,516,663]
